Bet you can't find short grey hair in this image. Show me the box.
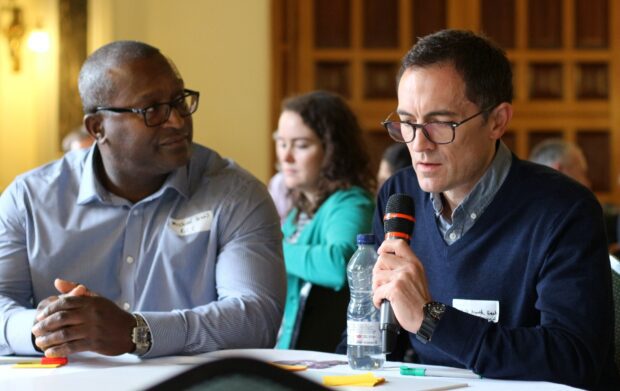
[529,139,575,167]
[78,40,161,114]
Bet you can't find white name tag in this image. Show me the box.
[168,211,213,236]
[452,299,499,322]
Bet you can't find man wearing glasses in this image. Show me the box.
[0,41,285,358]
[372,30,617,388]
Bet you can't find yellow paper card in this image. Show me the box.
[323,372,386,387]
[12,363,62,368]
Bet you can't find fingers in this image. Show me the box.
[70,284,90,297]
[377,238,415,255]
[54,278,79,294]
[372,250,406,309]
[33,296,136,356]
[376,239,415,268]
[371,240,431,332]
[33,307,84,339]
[44,339,90,358]
[372,261,417,307]
[372,276,390,308]
[34,324,88,354]
[36,295,59,312]
[35,295,84,322]
[55,278,96,297]
[372,241,419,289]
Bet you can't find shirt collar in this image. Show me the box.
[77,145,190,205]
[430,140,512,219]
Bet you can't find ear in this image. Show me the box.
[550,162,562,171]
[83,114,107,143]
[488,102,513,141]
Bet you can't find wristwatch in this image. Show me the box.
[131,313,151,356]
[415,301,446,344]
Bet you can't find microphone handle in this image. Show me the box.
[380,299,399,354]
[380,299,399,331]
[381,235,407,332]
[380,236,409,354]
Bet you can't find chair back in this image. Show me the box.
[610,254,620,371]
[291,282,350,353]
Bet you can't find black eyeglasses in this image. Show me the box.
[381,107,493,145]
[93,89,200,127]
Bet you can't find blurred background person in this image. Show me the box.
[61,126,94,153]
[274,90,375,351]
[529,138,620,254]
[376,142,411,192]
[528,138,591,189]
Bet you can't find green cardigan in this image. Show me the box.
[276,186,374,349]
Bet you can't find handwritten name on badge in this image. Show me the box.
[168,211,213,236]
[452,299,499,322]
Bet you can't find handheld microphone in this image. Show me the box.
[381,193,415,354]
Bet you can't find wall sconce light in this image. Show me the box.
[1,1,50,72]
[28,24,50,53]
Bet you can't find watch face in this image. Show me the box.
[134,327,150,343]
[131,314,151,356]
[426,302,446,319]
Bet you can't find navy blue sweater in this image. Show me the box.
[375,155,618,389]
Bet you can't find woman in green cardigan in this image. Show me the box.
[273,91,375,350]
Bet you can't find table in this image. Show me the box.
[0,349,577,390]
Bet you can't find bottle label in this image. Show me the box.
[347,321,380,346]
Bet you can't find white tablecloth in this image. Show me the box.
[0,348,577,390]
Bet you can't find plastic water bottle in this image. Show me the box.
[346,233,385,370]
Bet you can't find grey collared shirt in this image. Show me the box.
[431,141,512,245]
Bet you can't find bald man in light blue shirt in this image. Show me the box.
[0,40,285,358]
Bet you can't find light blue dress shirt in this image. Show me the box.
[431,141,512,245]
[0,144,285,357]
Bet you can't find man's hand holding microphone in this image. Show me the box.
[372,194,434,353]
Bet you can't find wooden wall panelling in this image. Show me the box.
[272,0,620,203]
[58,0,87,150]
[608,0,620,204]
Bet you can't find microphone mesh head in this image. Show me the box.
[385,193,413,215]
[384,193,414,238]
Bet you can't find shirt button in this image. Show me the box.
[126,256,134,264]
[449,232,457,240]
[470,212,477,220]
[123,302,130,311]
[133,210,139,216]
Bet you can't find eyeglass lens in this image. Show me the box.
[145,93,198,126]
[387,122,454,144]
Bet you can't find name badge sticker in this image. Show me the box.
[168,211,213,236]
[452,299,499,322]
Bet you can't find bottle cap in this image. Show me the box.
[356,233,375,245]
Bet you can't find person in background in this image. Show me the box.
[529,138,591,189]
[61,126,95,152]
[376,142,412,192]
[0,40,285,358]
[529,139,620,256]
[372,29,617,388]
[274,90,375,350]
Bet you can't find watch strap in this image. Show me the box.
[415,302,445,344]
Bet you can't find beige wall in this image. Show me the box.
[0,0,272,191]
[0,0,59,189]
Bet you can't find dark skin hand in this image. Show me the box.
[32,278,136,357]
